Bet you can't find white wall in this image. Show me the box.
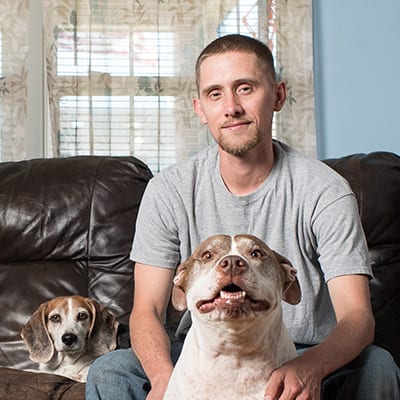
[313,0,400,159]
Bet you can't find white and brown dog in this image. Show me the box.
[164,234,301,400]
[21,295,119,382]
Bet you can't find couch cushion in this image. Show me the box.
[324,152,400,365]
[0,368,84,400]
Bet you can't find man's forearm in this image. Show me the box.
[299,309,375,378]
[130,311,174,391]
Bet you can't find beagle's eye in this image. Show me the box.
[251,249,263,258]
[77,312,89,321]
[202,251,213,260]
[49,314,61,323]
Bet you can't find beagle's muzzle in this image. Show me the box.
[164,234,301,400]
[21,295,119,382]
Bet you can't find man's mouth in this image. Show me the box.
[221,120,251,130]
[196,284,269,314]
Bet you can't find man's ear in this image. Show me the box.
[193,98,207,124]
[273,81,286,112]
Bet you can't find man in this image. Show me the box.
[86,34,400,400]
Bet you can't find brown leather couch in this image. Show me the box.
[0,151,399,399]
[0,156,153,399]
[324,151,400,367]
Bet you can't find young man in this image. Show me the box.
[86,34,400,400]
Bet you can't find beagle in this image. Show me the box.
[21,295,119,382]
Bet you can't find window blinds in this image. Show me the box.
[52,0,261,172]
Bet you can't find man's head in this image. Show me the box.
[195,34,277,93]
[193,34,285,157]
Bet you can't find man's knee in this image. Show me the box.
[86,349,150,400]
[87,349,128,385]
[356,345,399,375]
[322,345,400,399]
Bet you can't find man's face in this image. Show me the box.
[193,51,285,156]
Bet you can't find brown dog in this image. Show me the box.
[164,234,301,400]
[21,295,119,382]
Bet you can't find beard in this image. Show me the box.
[217,127,261,156]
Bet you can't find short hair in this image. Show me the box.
[195,34,276,91]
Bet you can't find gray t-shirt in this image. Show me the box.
[131,140,372,344]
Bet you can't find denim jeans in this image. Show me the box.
[86,344,400,400]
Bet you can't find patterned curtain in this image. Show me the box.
[0,0,315,166]
[0,0,29,160]
[274,0,316,156]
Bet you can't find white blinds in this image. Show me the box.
[45,0,264,172]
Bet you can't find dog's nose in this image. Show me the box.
[217,255,248,276]
[62,333,78,346]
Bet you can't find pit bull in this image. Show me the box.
[163,234,301,400]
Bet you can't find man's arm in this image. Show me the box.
[264,274,375,400]
[130,262,176,400]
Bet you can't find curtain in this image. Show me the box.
[0,0,315,168]
[0,0,29,160]
[275,0,316,156]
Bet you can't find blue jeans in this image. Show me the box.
[86,344,400,399]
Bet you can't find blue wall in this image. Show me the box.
[313,0,400,159]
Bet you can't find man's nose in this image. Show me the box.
[224,93,244,117]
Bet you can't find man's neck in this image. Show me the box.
[219,142,275,196]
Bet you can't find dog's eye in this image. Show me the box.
[202,251,213,260]
[251,249,263,258]
[49,314,61,323]
[77,312,89,321]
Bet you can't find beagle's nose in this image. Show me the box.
[217,255,248,276]
[62,333,78,346]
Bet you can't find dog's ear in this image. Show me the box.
[171,262,189,312]
[20,302,54,363]
[273,251,301,305]
[86,298,119,358]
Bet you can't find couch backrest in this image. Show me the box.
[0,156,152,370]
[324,151,400,366]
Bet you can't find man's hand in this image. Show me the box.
[264,356,323,400]
[264,274,375,400]
[146,383,168,400]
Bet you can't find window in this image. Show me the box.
[0,1,316,163]
[48,0,269,173]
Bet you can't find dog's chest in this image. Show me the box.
[164,347,275,400]
[164,318,297,400]
[40,353,93,383]
[165,366,269,400]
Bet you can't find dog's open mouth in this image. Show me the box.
[196,284,269,314]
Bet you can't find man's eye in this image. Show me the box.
[49,314,61,323]
[208,91,221,100]
[238,85,252,95]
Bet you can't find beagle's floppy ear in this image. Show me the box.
[86,298,119,358]
[171,262,190,312]
[273,251,301,305]
[20,302,54,363]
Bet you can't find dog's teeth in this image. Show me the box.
[220,291,246,300]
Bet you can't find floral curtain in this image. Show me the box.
[0,0,29,160]
[274,0,316,156]
[0,0,316,167]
